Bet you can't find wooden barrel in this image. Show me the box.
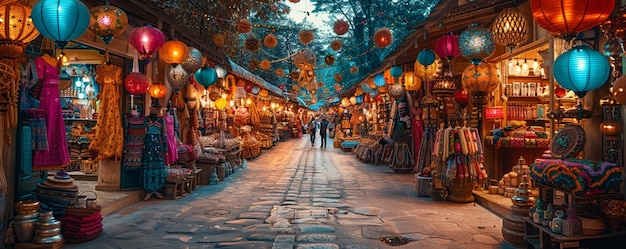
[502,206,528,247]
[447,178,475,203]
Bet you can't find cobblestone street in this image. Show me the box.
[65,136,515,249]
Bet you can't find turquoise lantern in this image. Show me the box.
[417,49,436,66]
[32,0,91,48]
[194,66,218,89]
[390,66,403,78]
[553,45,610,98]
[374,74,386,87]
[459,23,495,64]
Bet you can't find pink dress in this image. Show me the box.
[32,56,70,170]
[164,114,178,165]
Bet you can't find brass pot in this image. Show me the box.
[15,200,40,215]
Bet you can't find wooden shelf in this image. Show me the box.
[524,217,626,249]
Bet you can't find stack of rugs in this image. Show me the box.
[61,210,103,243]
[33,171,78,217]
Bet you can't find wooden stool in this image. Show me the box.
[81,160,98,175]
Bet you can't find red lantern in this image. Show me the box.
[531,0,614,37]
[279,84,285,90]
[435,33,460,61]
[124,72,149,95]
[453,89,469,108]
[373,28,393,48]
[129,24,165,61]
[245,83,254,92]
[148,83,167,98]
[555,86,567,98]
[375,95,383,102]
[333,20,349,35]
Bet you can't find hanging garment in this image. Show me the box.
[122,112,147,171]
[142,116,167,193]
[89,64,123,160]
[32,55,70,170]
[163,114,178,165]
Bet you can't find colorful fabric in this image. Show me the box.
[32,56,70,170]
[89,64,124,160]
[142,117,167,193]
[530,158,623,196]
[163,114,178,165]
[29,117,48,150]
[122,112,146,171]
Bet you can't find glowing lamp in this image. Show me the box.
[417,49,436,66]
[432,75,456,97]
[32,0,90,48]
[0,3,39,58]
[374,74,386,87]
[601,120,623,141]
[414,55,442,80]
[531,0,614,39]
[148,83,167,99]
[181,47,203,73]
[453,89,469,109]
[459,23,495,64]
[491,8,528,53]
[553,45,610,98]
[194,66,218,89]
[435,33,460,61]
[485,106,504,119]
[159,39,189,65]
[462,62,500,94]
[88,3,128,45]
[124,72,149,95]
[401,72,422,91]
[129,24,165,61]
[167,64,189,92]
[349,96,357,105]
[373,28,393,48]
[214,97,227,110]
[388,83,406,99]
[613,75,626,105]
[215,64,227,79]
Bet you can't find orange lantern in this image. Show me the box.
[401,71,422,91]
[148,83,167,98]
[159,39,189,65]
[384,68,393,84]
[373,28,393,48]
[414,55,442,80]
[531,0,614,38]
[259,89,269,97]
[461,62,500,93]
[0,2,40,58]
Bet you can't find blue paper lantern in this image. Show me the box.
[390,66,403,78]
[553,45,610,98]
[459,23,495,64]
[251,86,260,95]
[32,0,90,48]
[417,49,436,66]
[356,95,364,104]
[194,66,218,88]
[374,74,386,87]
[361,83,373,94]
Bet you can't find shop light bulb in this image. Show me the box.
[75,80,83,87]
[532,59,540,76]
[515,62,522,76]
[521,59,530,76]
[508,60,515,75]
[77,92,86,100]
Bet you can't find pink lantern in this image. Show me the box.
[435,33,460,61]
[124,72,149,95]
[129,24,165,61]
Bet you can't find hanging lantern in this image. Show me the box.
[459,23,495,64]
[298,30,314,45]
[341,97,349,107]
[333,20,349,35]
[373,28,393,48]
[491,8,528,53]
[531,0,614,39]
[194,66,218,89]
[462,62,500,93]
[390,66,403,78]
[401,71,422,91]
[374,74,386,87]
[251,86,260,95]
[148,83,167,99]
[0,3,39,59]
[264,34,278,48]
[124,72,149,95]
[330,39,343,51]
[182,47,203,73]
[603,37,624,59]
[435,33,460,61]
[260,59,271,70]
[453,89,469,109]
[613,75,626,104]
[32,0,90,48]
[88,3,128,45]
[212,33,225,47]
[349,96,357,105]
[159,39,189,65]
[361,83,373,94]
[167,64,189,92]
[334,74,343,83]
[237,19,252,33]
[384,68,393,84]
[388,83,406,99]
[553,45,610,98]
[417,49,436,66]
[555,86,567,98]
[414,55,443,80]
[214,97,227,110]
[129,24,165,61]
[432,75,457,97]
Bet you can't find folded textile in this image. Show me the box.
[62,217,102,229]
[62,213,102,223]
[63,226,102,238]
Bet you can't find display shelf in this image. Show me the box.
[524,217,626,249]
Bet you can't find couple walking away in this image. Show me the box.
[309,118,329,148]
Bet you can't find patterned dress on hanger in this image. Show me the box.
[89,64,123,160]
[142,117,167,193]
[122,112,146,171]
[32,56,70,170]
[163,114,178,165]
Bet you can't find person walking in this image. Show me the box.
[319,118,329,148]
[308,118,316,146]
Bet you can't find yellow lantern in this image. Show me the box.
[414,55,442,80]
[341,97,350,107]
[401,71,422,91]
[148,83,167,98]
[384,68,393,84]
[349,96,357,105]
[159,39,189,65]
[461,62,500,93]
[215,97,227,110]
[0,2,40,58]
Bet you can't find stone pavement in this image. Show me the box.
[64,136,519,249]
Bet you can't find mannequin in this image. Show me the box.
[142,106,167,200]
